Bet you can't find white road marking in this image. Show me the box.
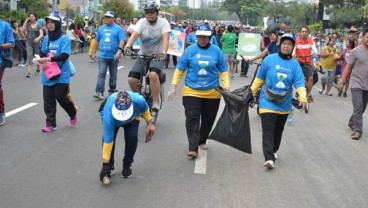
[107,66,124,75]
[5,103,38,117]
[194,148,207,174]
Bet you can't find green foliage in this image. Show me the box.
[308,22,323,33]
[365,0,368,18]
[102,0,135,21]
[222,0,266,24]
[326,6,363,27]
[18,0,50,15]
[74,15,84,27]
[0,9,27,22]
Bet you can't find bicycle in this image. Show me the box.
[137,54,166,124]
[246,60,262,115]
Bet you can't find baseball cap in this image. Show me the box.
[111,91,134,121]
[196,25,211,36]
[104,11,115,18]
[45,12,61,22]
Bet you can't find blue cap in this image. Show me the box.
[196,25,211,36]
[104,11,115,18]
[45,12,61,22]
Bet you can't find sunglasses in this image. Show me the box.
[145,11,156,15]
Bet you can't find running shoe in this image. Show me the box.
[338,91,342,97]
[0,112,5,126]
[187,151,198,159]
[264,160,275,169]
[326,92,333,96]
[26,73,32,78]
[121,165,132,178]
[17,63,26,67]
[343,92,347,98]
[42,126,58,132]
[231,76,235,80]
[93,92,104,100]
[318,90,323,94]
[70,114,78,126]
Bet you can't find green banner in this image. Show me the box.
[237,33,261,57]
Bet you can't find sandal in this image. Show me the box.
[351,132,361,140]
[348,124,356,131]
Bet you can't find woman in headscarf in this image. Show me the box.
[35,12,78,133]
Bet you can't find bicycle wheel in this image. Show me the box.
[159,85,164,109]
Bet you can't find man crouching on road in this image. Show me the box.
[98,90,155,185]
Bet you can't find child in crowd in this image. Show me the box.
[88,32,96,63]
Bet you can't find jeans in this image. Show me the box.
[106,120,140,167]
[0,66,5,113]
[183,96,220,152]
[260,113,288,162]
[95,58,118,94]
[349,88,368,134]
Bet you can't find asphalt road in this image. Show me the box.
[1,53,368,208]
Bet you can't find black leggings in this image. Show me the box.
[14,40,27,63]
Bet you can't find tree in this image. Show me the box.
[221,0,266,24]
[18,0,49,17]
[102,0,135,21]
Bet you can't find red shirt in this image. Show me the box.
[74,28,83,37]
[294,37,314,64]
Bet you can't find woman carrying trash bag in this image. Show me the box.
[250,33,307,169]
[168,25,229,159]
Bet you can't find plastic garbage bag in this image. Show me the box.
[209,85,252,154]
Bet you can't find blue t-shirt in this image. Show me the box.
[40,35,72,86]
[267,41,279,54]
[257,54,304,112]
[100,92,149,142]
[176,44,227,90]
[96,23,126,59]
[0,20,15,68]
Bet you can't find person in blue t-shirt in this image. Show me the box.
[36,12,78,132]
[247,23,281,63]
[0,18,15,125]
[98,90,155,185]
[168,26,229,159]
[92,11,126,100]
[250,33,307,170]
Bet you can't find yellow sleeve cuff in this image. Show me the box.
[142,109,152,122]
[102,142,114,161]
[219,71,229,89]
[296,87,307,103]
[171,69,185,86]
[250,77,264,96]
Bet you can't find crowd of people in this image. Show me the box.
[1,2,368,185]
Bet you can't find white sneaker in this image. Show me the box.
[274,152,278,160]
[264,160,275,169]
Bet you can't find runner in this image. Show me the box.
[293,26,319,103]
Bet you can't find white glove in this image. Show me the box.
[32,54,42,65]
[168,85,177,101]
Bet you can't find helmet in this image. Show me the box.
[45,12,61,22]
[280,33,295,46]
[266,23,280,35]
[143,1,160,11]
[196,25,211,36]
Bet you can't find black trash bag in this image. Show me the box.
[209,85,252,154]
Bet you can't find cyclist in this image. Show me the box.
[124,1,170,114]
[247,23,281,62]
[293,26,319,103]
